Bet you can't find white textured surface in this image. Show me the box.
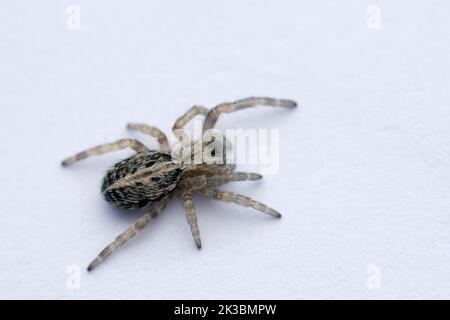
[1,0,450,299]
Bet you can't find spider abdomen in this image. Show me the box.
[101,151,182,209]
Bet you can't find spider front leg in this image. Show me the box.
[172,105,209,149]
[62,139,148,166]
[87,196,170,271]
[172,105,209,135]
[203,97,297,131]
[126,123,171,153]
[197,188,281,218]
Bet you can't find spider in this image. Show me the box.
[62,97,297,271]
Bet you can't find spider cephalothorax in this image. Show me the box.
[62,97,297,271]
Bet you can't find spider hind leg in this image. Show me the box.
[87,196,170,271]
[62,139,148,166]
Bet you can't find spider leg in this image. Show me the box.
[205,172,263,187]
[172,105,234,162]
[203,97,297,131]
[184,172,261,190]
[87,196,170,271]
[181,171,262,248]
[180,189,202,249]
[172,106,211,159]
[172,105,209,134]
[197,188,281,218]
[126,123,171,152]
[62,139,148,166]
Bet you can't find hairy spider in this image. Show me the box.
[62,97,297,271]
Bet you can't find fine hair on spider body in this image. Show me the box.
[61,97,297,271]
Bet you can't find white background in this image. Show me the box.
[1,1,449,299]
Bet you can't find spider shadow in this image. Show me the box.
[99,204,143,225]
